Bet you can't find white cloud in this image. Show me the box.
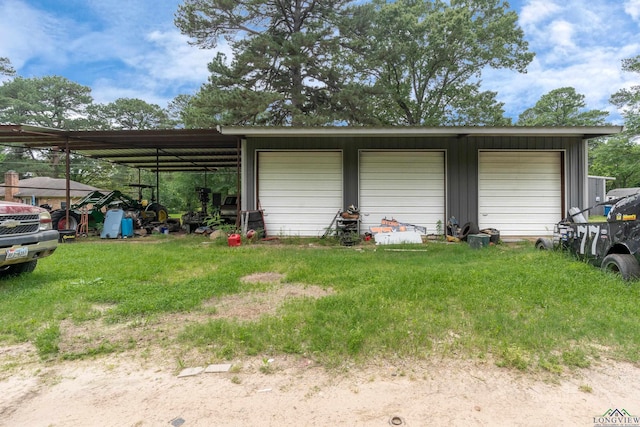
[0,0,218,108]
[2,0,638,117]
[547,20,575,49]
[89,29,220,106]
[625,0,640,21]
[0,0,73,71]
[141,31,216,83]
[80,1,226,107]
[485,0,640,122]
[484,45,636,123]
[519,0,561,28]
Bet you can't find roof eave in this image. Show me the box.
[220,126,624,139]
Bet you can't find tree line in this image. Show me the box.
[0,0,639,203]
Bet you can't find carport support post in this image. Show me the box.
[156,149,160,202]
[236,137,241,228]
[65,137,70,227]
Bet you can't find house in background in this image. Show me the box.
[1,171,102,209]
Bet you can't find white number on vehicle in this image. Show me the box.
[576,225,601,256]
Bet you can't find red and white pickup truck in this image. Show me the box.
[0,201,58,278]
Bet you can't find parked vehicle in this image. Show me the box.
[536,193,640,280]
[219,195,239,225]
[0,201,58,278]
[49,184,168,233]
[182,191,239,233]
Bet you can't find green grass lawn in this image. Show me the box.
[1,234,638,373]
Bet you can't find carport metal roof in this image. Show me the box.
[0,125,241,172]
[0,124,624,173]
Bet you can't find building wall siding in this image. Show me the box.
[244,135,586,234]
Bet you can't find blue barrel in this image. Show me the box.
[604,205,612,216]
[121,217,134,237]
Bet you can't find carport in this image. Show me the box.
[0,125,242,221]
[1,124,623,237]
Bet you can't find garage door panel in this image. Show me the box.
[260,177,342,190]
[480,206,561,215]
[260,170,338,178]
[360,151,445,234]
[481,172,560,180]
[263,207,341,217]
[258,151,342,237]
[365,181,444,189]
[361,188,443,198]
[479,151,561,236]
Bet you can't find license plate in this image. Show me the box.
[6,247,28,260]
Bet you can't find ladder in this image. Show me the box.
[78,208,89,237]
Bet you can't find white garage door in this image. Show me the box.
[258,151,342,237]
[359,151,445,234]
[478,151,562,236]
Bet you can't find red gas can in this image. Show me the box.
[228,233,241,247]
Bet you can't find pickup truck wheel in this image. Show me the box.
[601,254,640,280]
[0,260,37,279]
[51,210,80,230]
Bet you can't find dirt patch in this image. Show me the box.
[54,274,333,361]
[2,272,640,426]
[204,273,333,321]
[2,352,640,426]
[240,272,286,284]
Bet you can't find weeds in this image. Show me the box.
[34,324,60,358]
[0,236,638,373]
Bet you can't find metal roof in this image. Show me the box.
[0,125,241,172]
[0,124,623,173]
[221,125,623,139]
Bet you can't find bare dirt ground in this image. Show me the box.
[1,273,639,427]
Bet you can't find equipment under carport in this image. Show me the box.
[181,187,220,233]
[50,185,169,234]
[58,229,76,243]
[100,209,134,239]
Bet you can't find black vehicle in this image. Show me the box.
[536,193,640,280]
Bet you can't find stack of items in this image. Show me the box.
[337,205,360,246]
[369,217,425,245]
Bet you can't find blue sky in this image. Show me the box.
[0,0,639,123]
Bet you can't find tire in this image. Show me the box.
[155,206,169,223]
[51,210,80,230]
[601,254,640,281]
[146,204,169,223]
[459,222,479,241]
[535,238,554,250]
[0,260,37,279]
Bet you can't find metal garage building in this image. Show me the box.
[0,125,622,238]
[228,127,621,237]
